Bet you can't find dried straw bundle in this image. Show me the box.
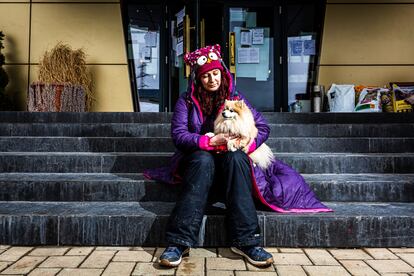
[38,43,93,110]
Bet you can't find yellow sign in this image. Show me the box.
[229,32,236,74]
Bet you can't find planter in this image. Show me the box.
[28,83,86,112]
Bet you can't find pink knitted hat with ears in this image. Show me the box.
[183,44,224,78]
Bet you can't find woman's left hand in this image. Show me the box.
[209,133,232,146]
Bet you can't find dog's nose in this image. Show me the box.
[222,111,228,118]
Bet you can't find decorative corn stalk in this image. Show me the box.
[29,43,93,111]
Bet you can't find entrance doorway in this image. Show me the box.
[167,1,280,111]
[123,0,324,112]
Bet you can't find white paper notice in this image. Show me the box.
[252,29,264,45]
[303,40,316,55]
[240,30,252,46]
[176,7,185,25]
[238,47,259,64]
[176,41,184,56]
[144,32,157,47]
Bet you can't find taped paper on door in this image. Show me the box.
[252,29,264,45]
[240,30,252,46]
[238,47,259,64]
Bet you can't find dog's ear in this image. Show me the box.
[235,100,245,109]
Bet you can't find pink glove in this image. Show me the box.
[247,140,257,154]
[198,135,215,151]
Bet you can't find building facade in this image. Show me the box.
[1,0,414,112]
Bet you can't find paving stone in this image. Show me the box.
[364,248,398,260]
[235,272,276,276]
[0,262,11,272]
[1,256,46,274]
[389,248,414,253]
[28,268,61,276]
[0,247,33,262]
[132,262,175,275]
[264,247,279,253]
[176,257,205,275]
[206,271,234,276]
[57,268,103,276]
[206,258,246,270]
[397,253,414,266]
[65,247,94,256]
[339,260,380,276]
[80,250,116,268]
[29,247,69,256]
[217,248,242,259]
[102,262,135,276]
[39,256,86,268]
[304,249,339,265]
[381,274,410,276]
[303,265,351,276]
[0,247,10,251]
[275,265,307,276]
[278,248,303,253]
[112,250,152,262]
[366,259,414,273]
[95,246,132,251]
[130,247,155,251]
[271,253,312,265]
[190,248,217,258]
[329,249,373,260]
[246,261,275,271]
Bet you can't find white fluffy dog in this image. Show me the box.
[210,100,274,169]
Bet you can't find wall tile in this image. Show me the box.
[30,3,127,64]
[0,4,30,63]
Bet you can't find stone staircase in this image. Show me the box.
[0,112,413,247]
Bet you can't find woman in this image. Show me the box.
[144,44,331,268]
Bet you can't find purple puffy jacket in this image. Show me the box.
[144,69,332,213]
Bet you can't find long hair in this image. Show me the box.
[195,71,229,116]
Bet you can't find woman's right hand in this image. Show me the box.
[209,133,231,146]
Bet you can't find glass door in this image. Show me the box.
[126,3,164,112]
[285,2,324,112]
[167,0,227,109]
[226,4,280,112]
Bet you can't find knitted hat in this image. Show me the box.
[184,44,224,78]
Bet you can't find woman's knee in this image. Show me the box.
[223,150,249,164]
[187,150,215,170]
[184,151,215,191]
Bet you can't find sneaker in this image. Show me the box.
[159,245,190,267]
[230,246,274,267]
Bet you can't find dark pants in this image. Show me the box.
[165,150,261,247]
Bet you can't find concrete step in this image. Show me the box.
[1,111,413,124]
[0,152,412,174]
[0,137,413,153]
[0,173,412,202]
[1,123,414,137]
[0,201,413,247]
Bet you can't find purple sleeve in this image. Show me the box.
[171,95,202,152]
[238,93,270,147]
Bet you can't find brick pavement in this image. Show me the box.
[0,245,413,275]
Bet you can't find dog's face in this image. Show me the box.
[220,100,246,120]
[215,100,254,138]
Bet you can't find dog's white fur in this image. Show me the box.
[212,100,274,169]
